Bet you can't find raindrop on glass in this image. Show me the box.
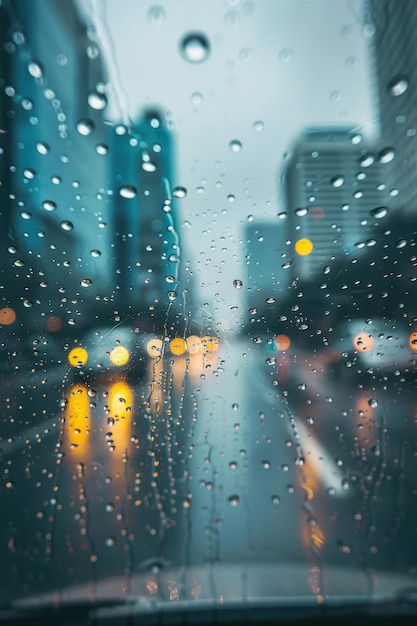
[180,32,210,63]
[36,141,50,155]
[60,220,73,231]
[119,185,137,199]
[253,120,264,132]
[370,206,388,219]
[359,153,374,167]
[148,5,166,26]
[173,186,187,198]
[331,175,344,188]
[28,60,43,78]
[229,139,242,153]
[87,89,108,110]
[42,200,57,212]
[388,75,409,97]
[76,119,95,136]
[279,48,292,63]
[228,495,240,507]
[233,279,243,289]
[377,147,395,163]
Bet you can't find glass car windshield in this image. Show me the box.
[1,0,417,618]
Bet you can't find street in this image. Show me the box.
[1,335,416,605]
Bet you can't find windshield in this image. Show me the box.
[1,0,417,616]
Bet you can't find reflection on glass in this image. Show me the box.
[66,384,90,456]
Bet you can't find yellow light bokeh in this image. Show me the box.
[109,345,130,366]
[295,238,313,256]
[275,334,291,351]
[186,335,201,354]
[109,381,132,439]
[201,335,219,353]
[0,307,16,325]
[169,337,186,355]
[353,333,374,352]
[409,331,417,351]
[146,337,163,358]
[68,347,88,367]
[67,384,90,455]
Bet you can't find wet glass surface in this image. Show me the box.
[0,0,417,614]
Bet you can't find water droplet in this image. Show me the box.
[342,479,350,490]
[180,32,210,63]
[148,5,166,26]
[87,89,108,110]
[233,279,243,289]
[142,161,157,172]
[253,120,264,132]
[388,75,409,97]
[331,175,344,188]
[191,92,203,105]
[271,495,280,505]
[378,147,395,163]
[60,220,73,231]
[28,60,43,78]
[295,206,308,217]
[21,211,31,220]
[261,460,270,469]
[228,495,240,507]
[229,461,238,469]
[396,238,407,249]
[232,403,239,410]
[368,398,378,408]
[23,168,37,179]
[80,278,92,287]
[359,153,374,167]
[76,119,95,136]
[279,48,292,63]
[370,206,388,219]
[36,141,50,155]
[96,143,109,155]
[167,290,177,301]
[351,133,362,145]
[229,139,242,153]
[106,536,116,547]
[239,47,252,63]
[21,97,33,110]
[42,200,57,212]
[90,249,101,257]
[225,9,240,28]
[119,185,137,199]
[173,186,187,198]
[330,90,341,102]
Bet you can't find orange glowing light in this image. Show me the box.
[275,334,291,351]
[46,316,63,332]
[186,335,201,354]
[0,307,16,325]
[353,333,374,352]
[68,347,88,367]
[409,331,417,351]
[169,337,186,355]
[295,238,313,256]
[109,345,130,366]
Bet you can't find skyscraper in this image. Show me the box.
[370,0,417,212]
[284,127,393,281]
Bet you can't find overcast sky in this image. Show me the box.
[78,0,377,331]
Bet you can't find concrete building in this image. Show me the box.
[0,0,112,330]
[283,127,393,281]
[370,0,417,212]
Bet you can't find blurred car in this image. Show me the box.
[332,319,417,378]
[66,326,148,382]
